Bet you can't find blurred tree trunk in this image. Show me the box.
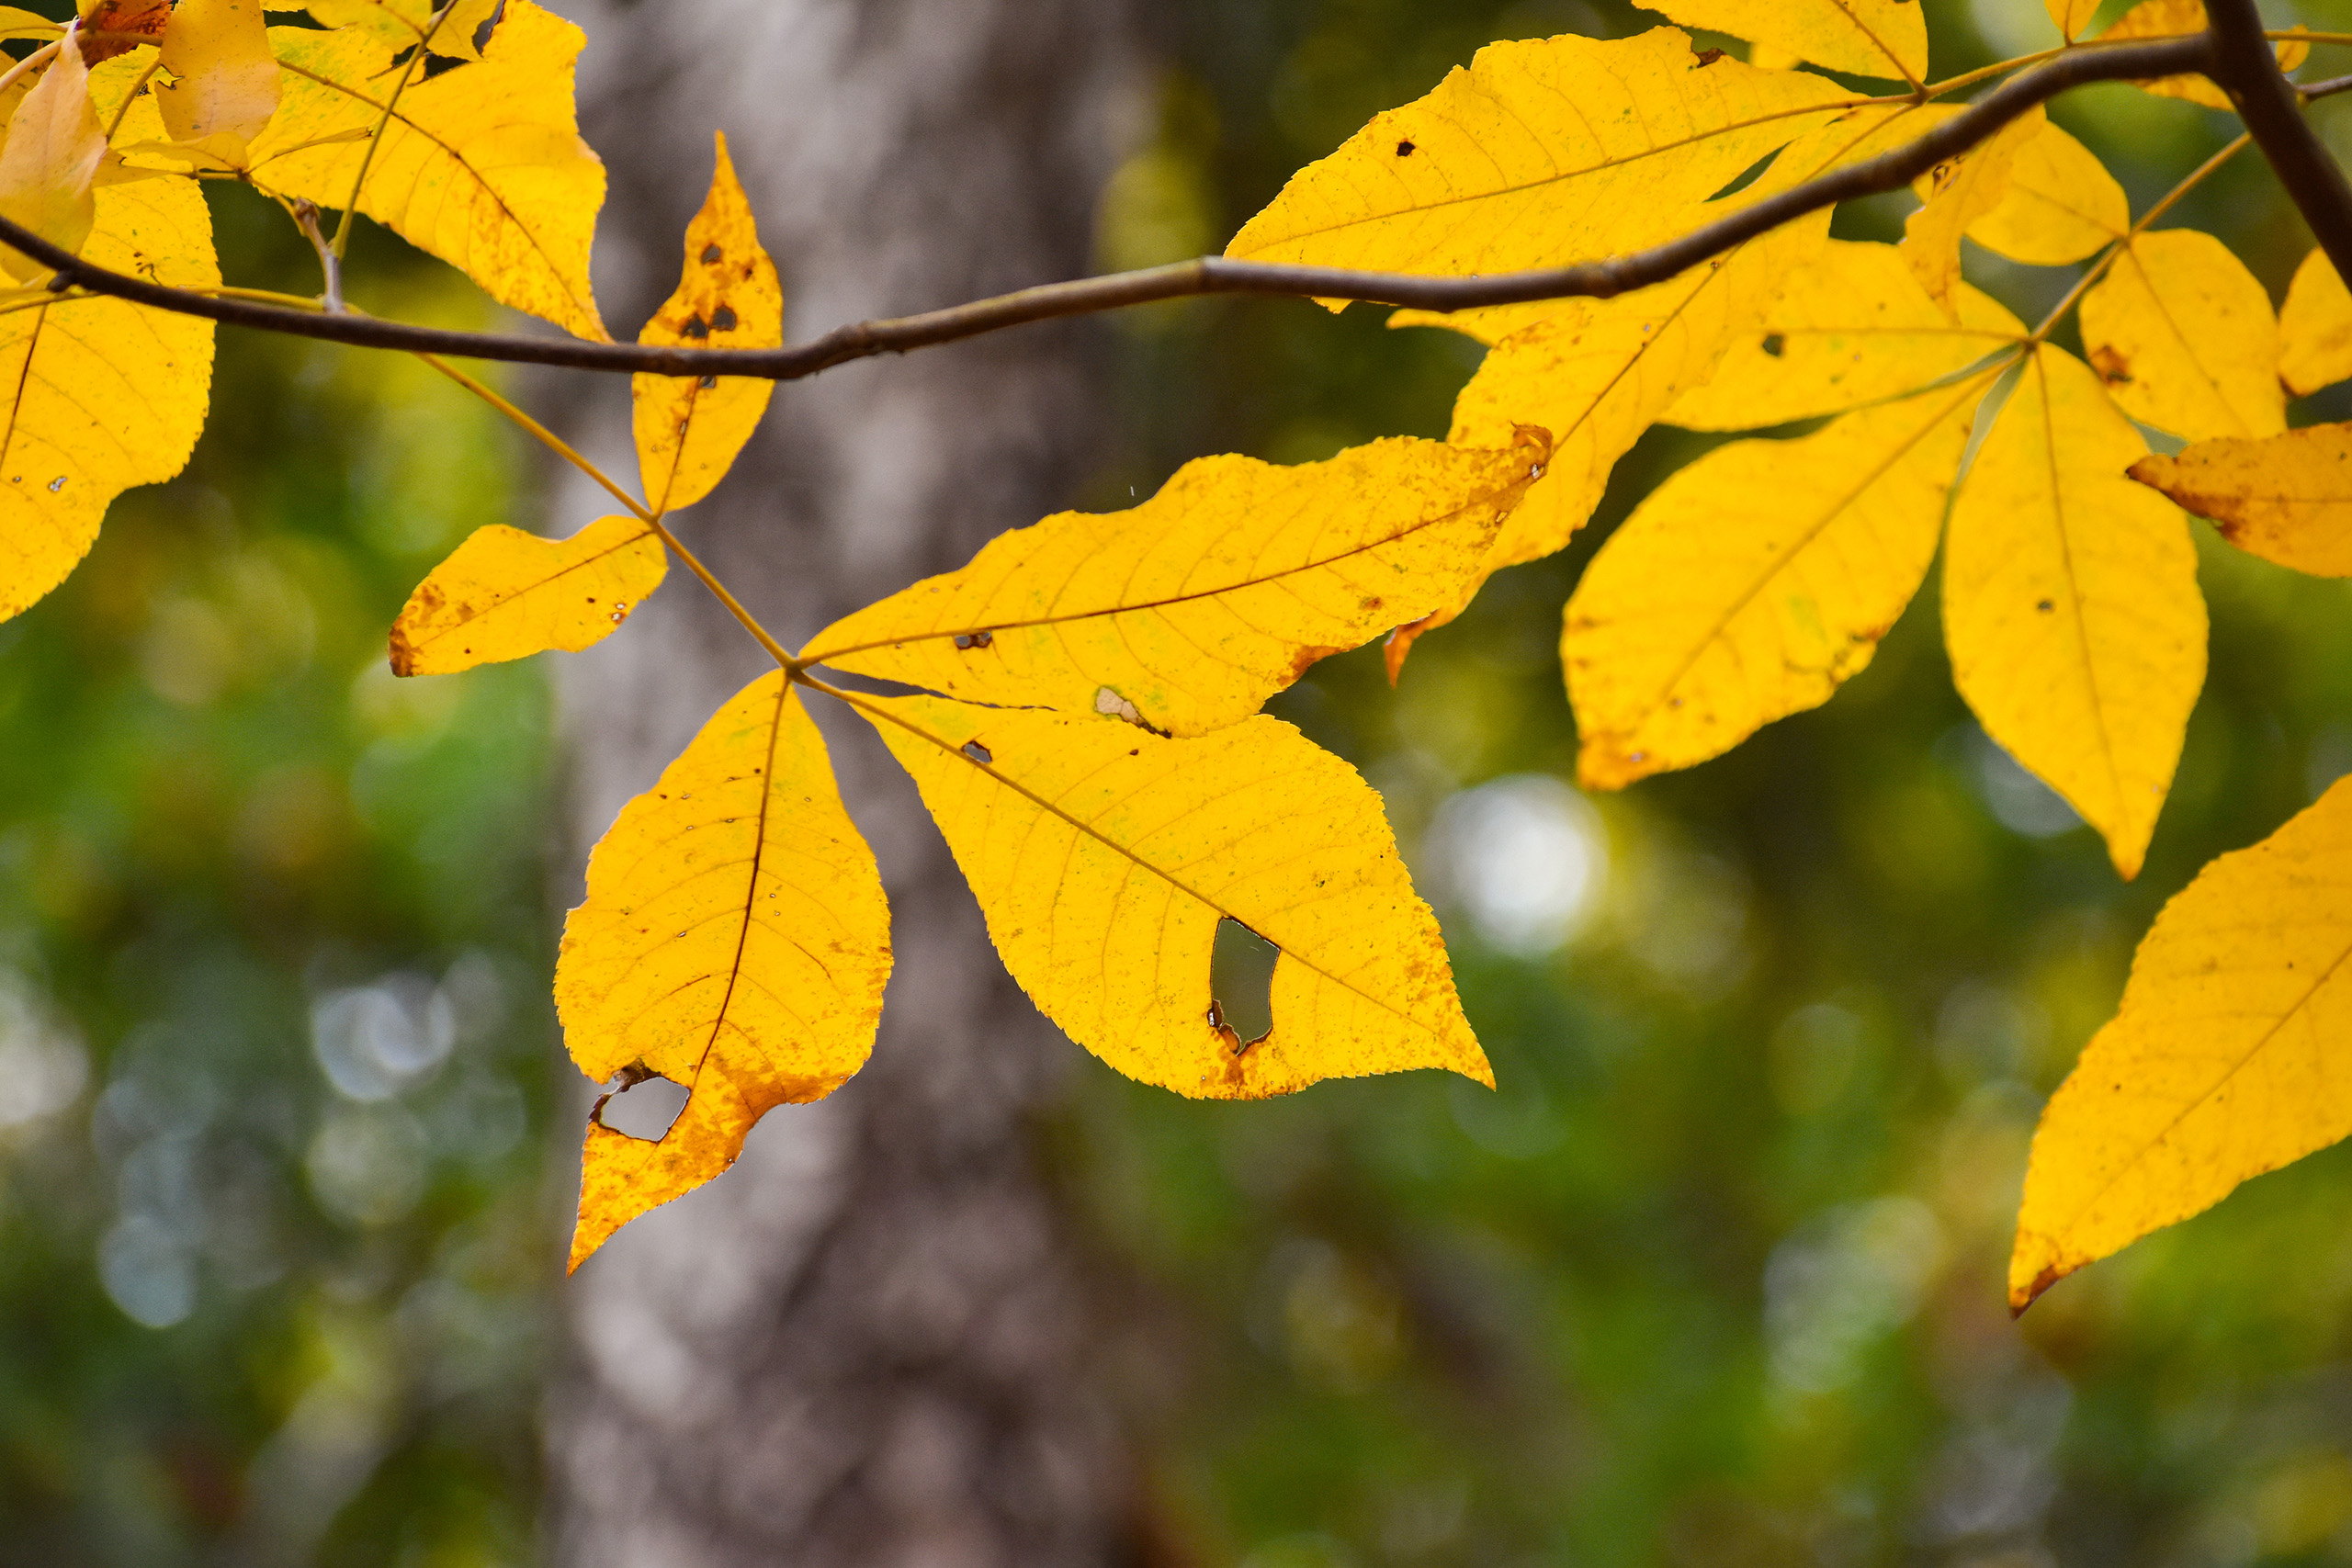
[540,4,1147,1564]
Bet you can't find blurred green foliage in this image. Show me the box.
[9,1,2352,1564]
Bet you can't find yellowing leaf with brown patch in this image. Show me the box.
[389,515,665,676]
[557,674,890,1269]
[0,31,107,279]
[2279,247,2352,397]
[2103,0,2307,110]
[0,175,216,623]
[1226,28,1852,307]
[1634,0,1925,82]
[1964,120,2126,266]
[158,0,277,154]
[633,133,781,516]
[851,692,1486,1100]
[2131,425,2352,577]
[246,2,607,339]
[802,431,1547,738]
[2081,229,2283,440]
[1901,107,2041,318]
[1568,374,1994,789]
[2011,778,2352,1310]
[1944,344,2205,880]
[1667,239,2025,431]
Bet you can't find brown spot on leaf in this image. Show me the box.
[1396,139,1415,156]
[1694,47,1726,66]
[711,305,739,333]
[1761,333,1785,358]
[701,244,722,265]
[2088,344,2132,386]
[683,315,709,340]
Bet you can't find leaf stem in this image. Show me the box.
[331,4,460,260]
[2028,133,2253,344]
[410,352,797,670]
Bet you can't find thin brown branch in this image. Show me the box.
[2205,0,2352,286]
[0,33,2210,382]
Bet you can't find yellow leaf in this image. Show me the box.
[1900,106,2043,318]
[633,133,781,516]
[0,175,216,623]
[246,2,607,340]
[1442,209,1829,591]
[2081,229,2284,440]
[2130,425,2352,577]
[2010,778,2352,1311]
[0,33,107,279]
[1568,374,1993,788]
[802,431,1548,737]
[0,9,61,43]
[1667,239,2025,431]
[1633,0,1925,81]
[2103,0,2308,110]
[1225,28,1852,310]
[1944,344,2205,879]
[853,692,1487,1100]
[1964,120,2127,265]
[157,0,277,155]
[389,515,666,676]
[2279,246,2352,398]
[2045,0,2098,41]
[284,0,501,60]
[557,674,890,1269]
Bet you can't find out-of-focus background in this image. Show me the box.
[5,0,2352,1562]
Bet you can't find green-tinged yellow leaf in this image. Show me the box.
[2046,0,2098,40]
[1964,119,2126,265]
[2010,778,2352,1310]
[854,692,1487,1100]
[1226,28,1852,309]
[389,515,666,676]
[246,1,607,339]
[1901,106,2042,318]
[2081,229,2283,440]
[1667,239,2025,431]
[1568,375,1993,789]
[803,431,1548,737]
[1944,344,2204,879]
[0,34,107,279]
[633,132,780,516]
[2103,0,2307,110]
[557,674,890,1269]
[1634,0,1925,81]
[157,0,277,155]
[2279,246,2352,397]
[2130,425,2352,576]
[0,175,216,623]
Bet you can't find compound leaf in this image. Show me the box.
[2130,425,2352,577]
[803,430,1549,737]
[2081,229,2284,440]
[2279,247,2352,398]
[1225,28,1852,308]
[1633,0,1925,82]
[2011,778,2352,1310]
[1667,238,2025,431]
[389,515,666,676]
[557,673,890,1269]
[1567,375,1991,789]
[247,0,607,339]
[633,132,781,517]
[0,175,216,623]
[1944,344,2205,880]
[854,692,1487,1100]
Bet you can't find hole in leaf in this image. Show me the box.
[602,1074,690,1141]
[1211,919,1278,1047]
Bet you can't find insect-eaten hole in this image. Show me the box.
[1209,918,1279,1049]
[600,1071,690,1141]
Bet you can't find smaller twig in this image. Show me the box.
[2301,73,2352,101]
[290,199,344,312]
